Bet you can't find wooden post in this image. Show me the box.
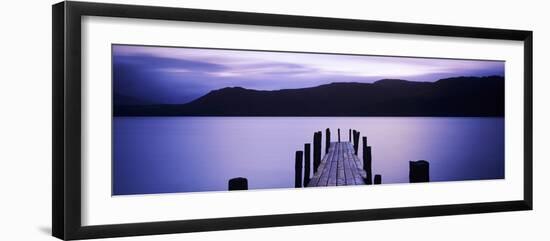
[337,128,341,142]
[351,130,357,153]
[228,177,248,190]
[353,131,360,155]
[349,129,352,142]
[351,130,357,152]
[362,144,373,185]
[409,160,430,183]
[295,151,303,188]
[313,132,321,172]
[325,128,331,154]
[374,174,382,184]
[362,136,367,147]
[304,144,311,187]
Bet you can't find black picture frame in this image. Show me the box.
[52,1,533,240]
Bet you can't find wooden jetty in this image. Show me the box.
[228,128,431,190]
[306,141,367,187]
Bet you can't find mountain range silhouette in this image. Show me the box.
[114,76,504,117]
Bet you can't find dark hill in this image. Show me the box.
[114,76,504,117]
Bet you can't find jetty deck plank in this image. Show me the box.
[308,143,334,186]
[307,142,366,187]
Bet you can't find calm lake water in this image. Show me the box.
[113,117,504,195]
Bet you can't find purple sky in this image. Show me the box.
[113,44,504,104]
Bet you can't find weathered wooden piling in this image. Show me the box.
[362,144,373,185]
[304,144,311,187]
[337,128,341,142]
[313,132,322,172]
[349,129,352,142]
[228,177,248,191]
[295,151,303,188]
[353,130,360,155]
[409,160,430,183]
[374,174,382,184]
[325,128,331,154]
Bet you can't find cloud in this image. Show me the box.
[112,45,504,105]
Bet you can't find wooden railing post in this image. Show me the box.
[337,128,341,142]
[313,132,322,172]
[304,144,311,187]
[325,128,331,154]
[363,144,373,185]
[349,129,352,142]
[228,177,248,191]
[295,151,303,188]
[353,130,360,155]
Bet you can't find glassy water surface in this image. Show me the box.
[113,117,504,195]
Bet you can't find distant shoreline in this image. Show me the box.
[114,76,505,117]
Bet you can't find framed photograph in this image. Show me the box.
[52,1,533,240]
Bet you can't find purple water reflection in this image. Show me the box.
[113,117,504,195]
